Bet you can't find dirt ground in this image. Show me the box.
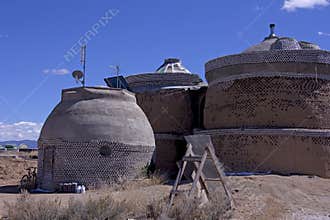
[0,151,37,186]
[0,152,330,219]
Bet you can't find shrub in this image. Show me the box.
[147,189,232,220]
[5,193,127,220]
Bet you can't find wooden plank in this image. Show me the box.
[207,142,235,208]
[168,144,192,206]
[188,149,208,197]
[182,156,202,162]
[169,135,235,210]
[204,178,221,181]
[190,151,210,196]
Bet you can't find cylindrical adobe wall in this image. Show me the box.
[205,50,330,83]
[204,73,330,129]
[195,129,330,178]
[37,87,155,191]
[206,62,330,82]
[135,88,194,134]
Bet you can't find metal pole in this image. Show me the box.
[81,45,86,87]
[116,65,119,88]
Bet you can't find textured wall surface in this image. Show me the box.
[203,48,330,178]
[136,89,194,133]
[38,87,155,191]
[154,134,186,176]
[204,74,330,129]
[206,63,330,83]
[38,141,153,190]
[125,71,205,177]
[196,129,330,178]
[205,50,330,83]
[126,73,203,93]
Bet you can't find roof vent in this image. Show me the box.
[155,58,191,74]
[264,24,277,40]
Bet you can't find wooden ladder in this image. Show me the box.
[168,135,235,208]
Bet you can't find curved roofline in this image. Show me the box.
[205,49,330,72]
[62,86,135,95]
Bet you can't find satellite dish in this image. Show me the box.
[72,70,84,85]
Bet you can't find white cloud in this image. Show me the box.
[282,0,329,11]
[318,31,330,36]
[0,121,42,141]
[43,68,70,75]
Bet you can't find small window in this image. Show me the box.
[100,146,112,157]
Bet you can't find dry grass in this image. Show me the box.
[89,172,168,192]
[5,193,128,220]
[146,189,232,220]
[4,179,231,220]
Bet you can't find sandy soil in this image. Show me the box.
[228,175,330,219]
[0,151,37,186]
[0,153,330,219]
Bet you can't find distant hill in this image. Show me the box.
[0,140,37,148]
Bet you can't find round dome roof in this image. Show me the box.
[39,87,155,146]
[270,37,301,50]
[299,41,321,50]
[243,24,321,53]
[155,58,191,74]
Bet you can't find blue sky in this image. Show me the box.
[0,0,330,140]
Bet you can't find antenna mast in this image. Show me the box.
[80,45,86,87]
[116,65,120,88]
[109,65,120,88]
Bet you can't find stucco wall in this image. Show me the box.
[204,74,330,129]
[154,134,186,176]
[196,129,330,178]
[135,89,194,133]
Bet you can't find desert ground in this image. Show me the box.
[0,152,330,219]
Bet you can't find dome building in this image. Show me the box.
[37,87,155,191]
[199,24,330,177]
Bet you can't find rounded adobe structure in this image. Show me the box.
[202,25,330,178]
[204,26,330,129]
[205,50,330,83]
[37,87,155,190]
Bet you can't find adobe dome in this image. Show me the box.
[270,37,301,50]
[38,87,155,190]
[243,24,320,53]
[39,87,154,145]
[299,41,321,50]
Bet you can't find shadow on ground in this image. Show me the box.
[0,185,19,194]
